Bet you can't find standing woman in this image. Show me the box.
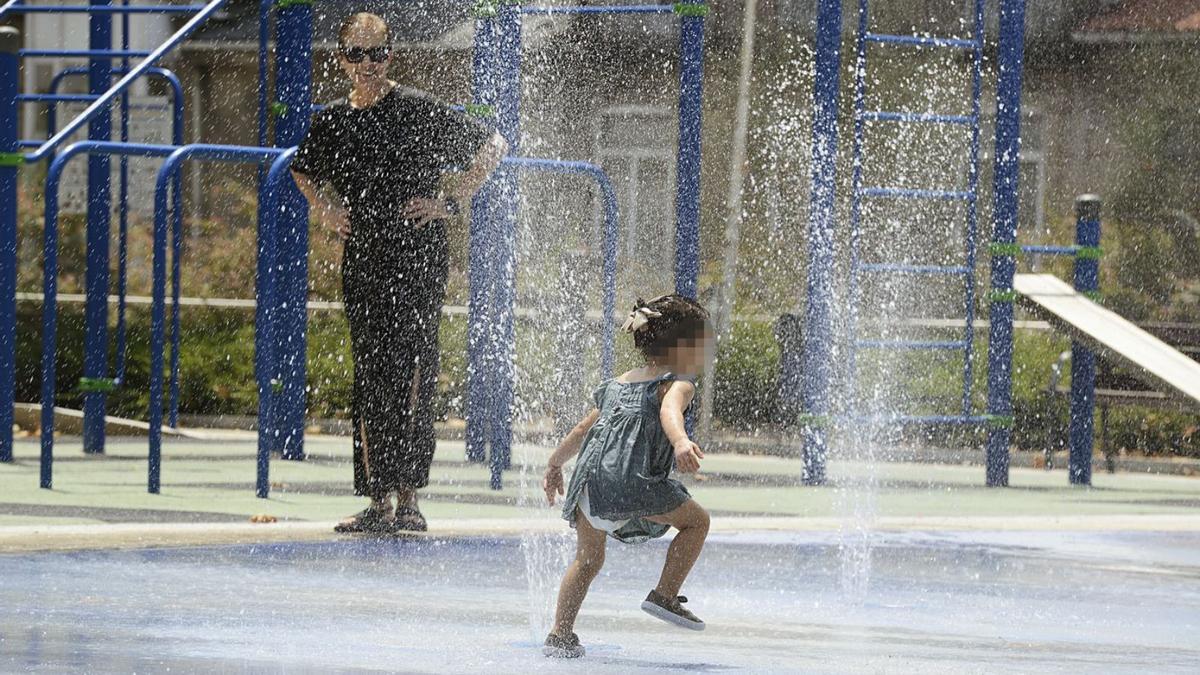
[291,13,508,533]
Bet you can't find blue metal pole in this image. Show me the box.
[82,0,114,455]
[256,148,296,498]
[115,0,130,385]
[799,0,843,486]
[489,0,522,489]
[984,0,1027,488]
[673,1,706,299]
[271,0,312,461]
[466,9,498,465]
[1069,195,1101,486]
[0,26,18,464]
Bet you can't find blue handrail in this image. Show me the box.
[499,157,620,378]
[39,140,182,490]
[149,144,285,494]
[24,0,229,163]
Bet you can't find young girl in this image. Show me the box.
[541,294,713,658]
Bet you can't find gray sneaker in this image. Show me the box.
[640,590,705,631]
[542,632,585,658]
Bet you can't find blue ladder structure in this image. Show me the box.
[845,0,987,426]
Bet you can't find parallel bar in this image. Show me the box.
[852,415,993,426]
[1021,244,1077,257]
[856,263,970,276]
[860,110,975,125]
[19,49,151,57]
[856,339,970,351]
[519,5,675,15]
[40,141,182,489]
[17,94,100,103]
[861,186,973,200]
[864,32,978,49]
[8,5,206,13]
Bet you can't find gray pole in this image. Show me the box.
[699,0,759,444]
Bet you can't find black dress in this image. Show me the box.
[292,86,490,496]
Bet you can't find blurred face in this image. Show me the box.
[669,326,714,375]
[338,21,392,89]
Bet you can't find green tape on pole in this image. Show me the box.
[464,103,495,118]
[275,0,313,10]
[473,0,498,18]
[0,152,24,167]
[1075,246,1103,260]
[270,379,284,394]
[795,413,832,428]
[987,289,1018,303]
[78,377,118,394]
[984,414,1013,429]
[673,3,710,17]
[270,101,289,118]
[1083,290,1103,302]
[988,242,1021,257]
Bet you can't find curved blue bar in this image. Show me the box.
[856,340,970,351]
[864,33,978,49]
[500,157,620,378]
[148,144,284,494]
[10,5,206,13]
[20,49,151,58]
[861,186,973,200]
[39,141,181,489]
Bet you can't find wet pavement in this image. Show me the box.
[2,530,1198,673]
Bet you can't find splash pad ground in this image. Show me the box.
[1,437,1198,672]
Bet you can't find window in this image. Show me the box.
[593,105,677,278]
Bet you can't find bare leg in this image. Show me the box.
[645,500,710,598]
[552,509,608,637]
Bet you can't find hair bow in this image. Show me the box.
[621,297,666,334]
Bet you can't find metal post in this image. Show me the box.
[674,1,705,299]
[489,0,521,489]
[0,26,19,464]
[799,0,843,486]
[82,0,114,455]
[1069,194,1101,486]
[466,7,497,465]
[984,0,1027,487]
[272,0,312,461]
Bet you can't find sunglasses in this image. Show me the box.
[340,45,390,63]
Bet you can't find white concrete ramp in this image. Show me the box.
[1013,273,1200,409]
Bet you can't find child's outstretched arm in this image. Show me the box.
[543,408,601,505]
[660,381,704,473]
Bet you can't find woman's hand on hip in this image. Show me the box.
[402,197,452,228]
[318,203,351,240]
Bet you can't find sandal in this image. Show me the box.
[333,507,394,534]
[392,505,428,532]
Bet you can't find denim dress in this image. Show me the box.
[561,372,694,543]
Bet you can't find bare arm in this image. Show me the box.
[659,380,704,473]
[446,131,509,204]
[403,131,510,226]
[291,169,350,238]
[543,408,600,505]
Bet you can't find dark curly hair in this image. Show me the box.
[626,294,711,360]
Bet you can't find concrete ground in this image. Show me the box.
[1,434,1198,550]
[3,435,1199,673]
